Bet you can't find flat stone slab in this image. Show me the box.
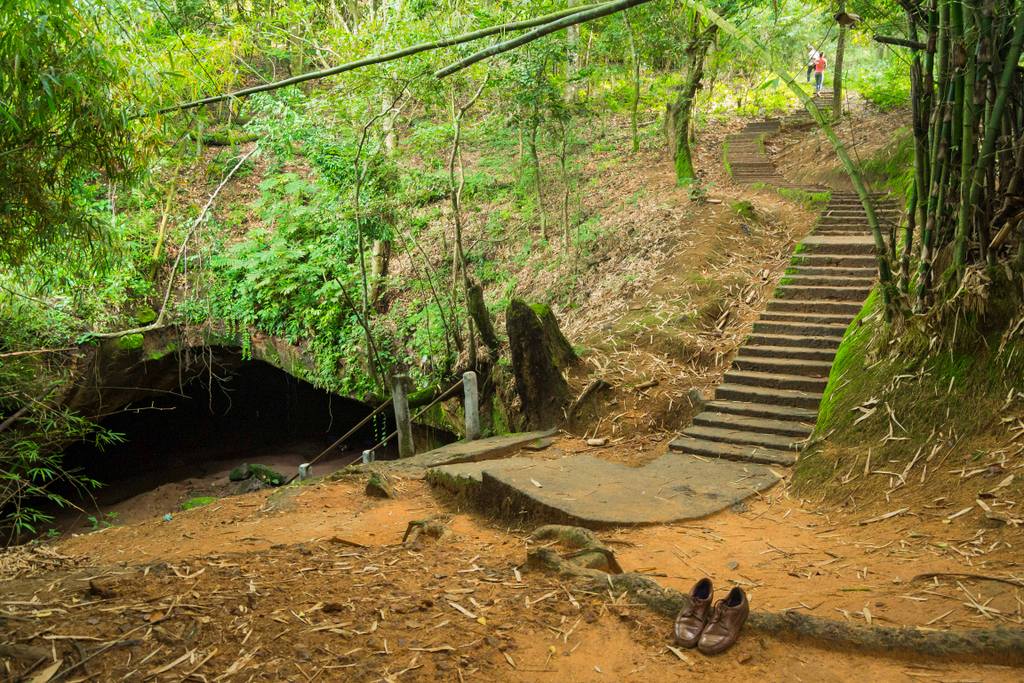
[367,430,556,474]
[429,453,780,527]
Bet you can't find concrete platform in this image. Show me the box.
[428,453,780,527]
[349,430,557,475]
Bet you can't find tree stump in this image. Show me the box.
[506,299,575,429]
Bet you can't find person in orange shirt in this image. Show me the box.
[814,53,827,94]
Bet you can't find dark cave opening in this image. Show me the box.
[56,348,453,529]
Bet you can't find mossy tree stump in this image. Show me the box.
[506,299,576,429]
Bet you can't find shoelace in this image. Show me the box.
[707,600,727,625]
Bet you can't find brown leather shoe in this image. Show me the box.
[697,586,749,655]
[673,578,713,648]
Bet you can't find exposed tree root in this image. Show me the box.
[526,525,1024,665]
[530,524,624,573]
[402,515,452,548]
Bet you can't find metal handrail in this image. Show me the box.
[362,378,464,455]
[284,376,466,483]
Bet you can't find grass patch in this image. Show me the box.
[777,187,831,211]
[181,496,217,511]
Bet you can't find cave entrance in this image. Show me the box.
[58,349,452,531]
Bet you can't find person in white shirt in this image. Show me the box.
[806,46,820,83]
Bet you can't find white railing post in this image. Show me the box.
[463,371,480,440]
[391,373,415,457]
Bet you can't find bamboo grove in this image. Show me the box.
[895,0,1024,315]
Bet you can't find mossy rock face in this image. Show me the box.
[228,463,286,486]
[229,464,252,481]
[134,306,158,325]
[731,200,759,223]
[365,472,395,498]
[181,496,217,510]
[117,333,145,351]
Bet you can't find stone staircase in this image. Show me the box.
[426,100,893,528]
[669,112,897,467]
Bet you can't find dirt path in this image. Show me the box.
[3,476,1021,681]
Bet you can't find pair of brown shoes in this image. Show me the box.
[673,579,749,655]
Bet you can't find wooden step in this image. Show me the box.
[790,254,878,269]
[746,332,844,349]
[777,284,873,302]
[801,235,876,256]
[759,310,854,325]
[783,274,875,288]
[793,265,876,277]
[752,319,849,336]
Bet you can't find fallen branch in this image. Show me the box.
[83,146,257,340]
[873,34,927,50]
[567,378,611,419]
[435,0,655,79]
[911,572,1024,589]
[0,347,77,358]
[158,4,605,113]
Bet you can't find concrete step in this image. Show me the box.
[715,383,823,410]
[824,208,901,216]
[777,284,873,302]
[733,354,833,377]
[818,218,888,228]
[704,399,819,422]
[813,230,873,237]
[784,273,875,288]
[668,435,798,466]
[792,265,877,277]
[790,254,878,269]
[740,344,837,362]
[801,235,876,255]
[814,226,873,234]
[760,310,853,325]
[746,332,844,349]
[767,298,865,315]
[693,411,814,438]
[724,369,828,392]
[681,425,800,451]
[752,319,849,336]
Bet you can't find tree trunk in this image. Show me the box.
[624,11,641,153]
[833,0,847,119]
[669,23,717,186]
[369,238,391,306]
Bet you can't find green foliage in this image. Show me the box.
[777,187,832,210]
[0,0,147,266]
[857,127,915,201]
[0,369,122,541]
[850,57,911,111]
[87,512,119,530]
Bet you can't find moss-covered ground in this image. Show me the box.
[794,288,1024,516]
